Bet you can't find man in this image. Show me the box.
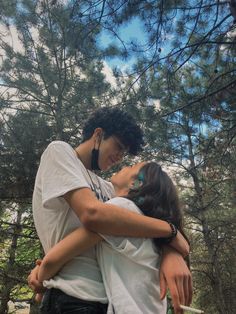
[29,107,192,314]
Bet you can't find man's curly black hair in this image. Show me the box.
[82,107,144,155]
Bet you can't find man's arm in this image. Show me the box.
[64,188,189,257]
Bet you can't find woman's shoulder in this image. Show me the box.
[106,197,142,214]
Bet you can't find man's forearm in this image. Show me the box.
[92,204,172,236]
[81,199,173,238]
[65,188,173,238]
[65,188,187,255]
[86,206,189,256]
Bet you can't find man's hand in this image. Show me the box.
[169,231,190,258]
[27,260,46,303]
[160,247,192,314]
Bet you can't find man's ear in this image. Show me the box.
[93,128,103,140]
[92,128,103,147]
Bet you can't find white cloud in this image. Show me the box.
[0,23,23,58]
[102,61,117,87]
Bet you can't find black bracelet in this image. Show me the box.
[163,222,178,244]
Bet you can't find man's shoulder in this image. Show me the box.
[43,141,74,157]
[47,140,72,151]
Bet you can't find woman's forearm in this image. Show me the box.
[38,228,102,282]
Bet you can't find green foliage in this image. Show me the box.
[0,1,112,311]
[140,57,236,313]
[0,0,235,313]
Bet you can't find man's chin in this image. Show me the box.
[102,163,113,171]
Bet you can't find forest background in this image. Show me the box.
[0,1,235,313]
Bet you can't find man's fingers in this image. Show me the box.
[35,293,43,303]
[188,275,193,305]
[28,274,46,293]
[27,264,43,293]
[183,275,189,305]
[168,283,183,314]
[36,259,42,266]
[176,276,185,306]
[182,273,193,306]
[29,279,41,291]
[28,275,38,289]
[159,271,167,300]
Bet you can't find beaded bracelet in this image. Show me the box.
[163,222,178,244]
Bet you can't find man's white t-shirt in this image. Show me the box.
[33,141,115,302]
[98,197,167,314]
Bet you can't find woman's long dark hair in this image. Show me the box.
[127,162,190,251]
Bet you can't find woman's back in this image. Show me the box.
[97,197,167,314]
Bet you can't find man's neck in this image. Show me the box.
[75,142,92,170]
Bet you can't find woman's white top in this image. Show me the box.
[97,197,167,314]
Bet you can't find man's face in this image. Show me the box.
[98,135,127,170]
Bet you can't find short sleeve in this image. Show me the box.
[40,141,90,208]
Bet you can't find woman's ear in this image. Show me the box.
[131,178,143,189]
[132,172,144,189]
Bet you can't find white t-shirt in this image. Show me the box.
[97,197,167,314]
[33,141,115,302]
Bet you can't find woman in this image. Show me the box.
[38,162,189,314]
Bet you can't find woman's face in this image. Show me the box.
[111,162,146,189]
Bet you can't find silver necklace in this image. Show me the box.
[76,151,103,198]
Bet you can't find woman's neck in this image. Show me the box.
[113,184,129,197]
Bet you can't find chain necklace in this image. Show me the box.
[76,150,103,199]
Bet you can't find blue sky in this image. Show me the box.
[97,17,148,69]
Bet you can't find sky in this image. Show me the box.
[97,16,148,70]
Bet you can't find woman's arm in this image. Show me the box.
[38,228,102,282]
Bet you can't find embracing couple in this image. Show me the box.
[29,108,192,314]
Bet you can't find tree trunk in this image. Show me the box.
[0,273,11,313]
[0,207,22,313]
[186,128,228,314]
